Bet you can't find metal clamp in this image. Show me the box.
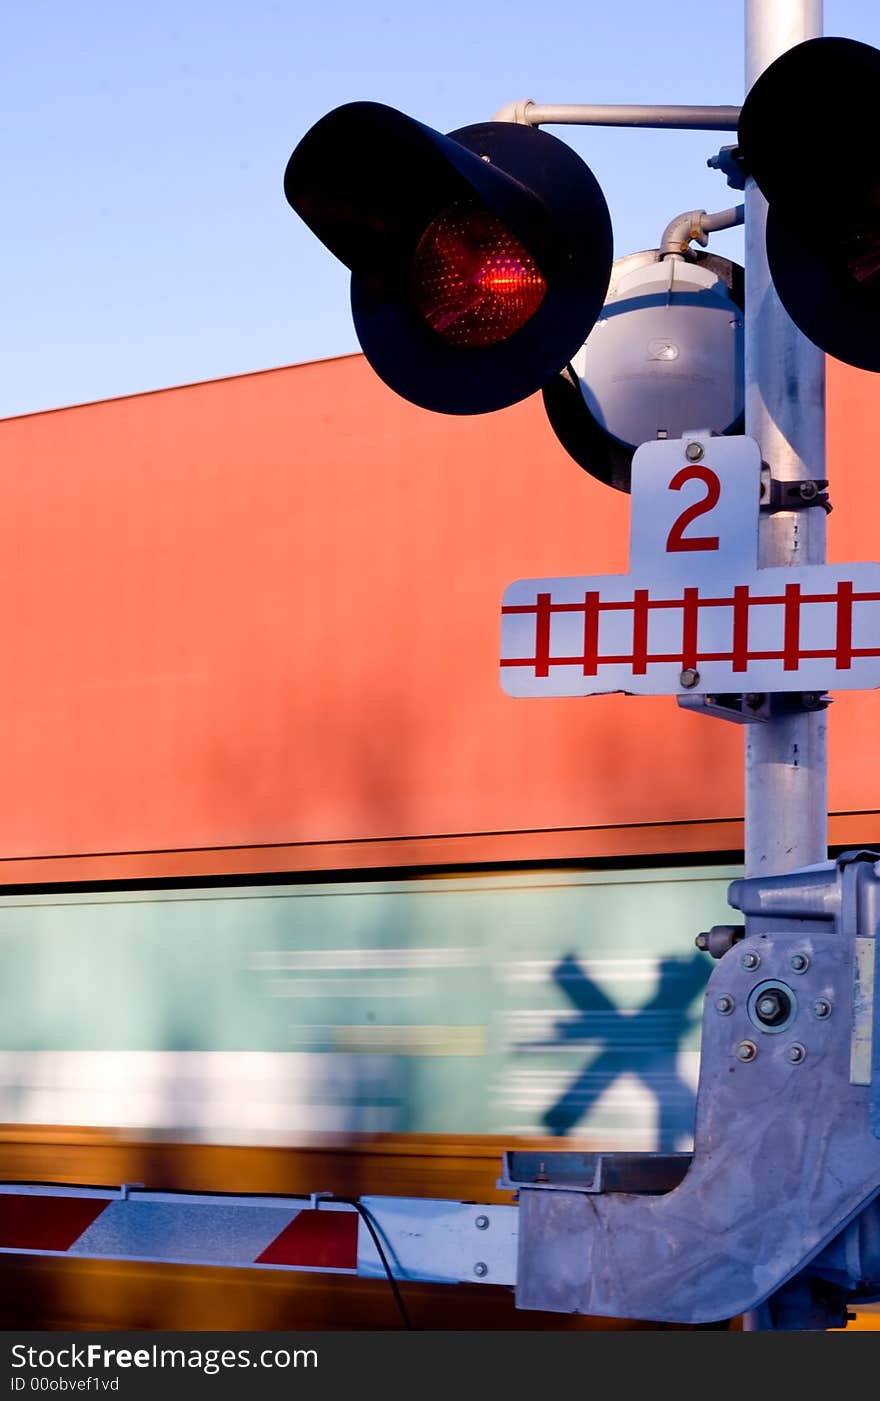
[760,469,832,514]
[678,690,832,725]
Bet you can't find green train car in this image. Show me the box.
[0,862,739,1149]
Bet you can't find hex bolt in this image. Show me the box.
[679,667,700,689]
[475,1215,490,1230]
[757,995,779,1019]
[473,1261,489,1278]
[790,953,810,974]
[685,441,704,461]
[741,951,761,971]
[736,1040,758,1062]
[813,998,832,1019]
[787,1043,806,1064]
[715,995,734,1015]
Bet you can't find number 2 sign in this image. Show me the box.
[627,433,760,576]
[500,432,880,699]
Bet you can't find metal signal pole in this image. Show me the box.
[744,0,828,877]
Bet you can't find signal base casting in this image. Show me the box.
[515,853,880,1324]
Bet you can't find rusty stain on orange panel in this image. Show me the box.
[0,353,877,873]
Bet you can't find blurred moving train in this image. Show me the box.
[0,859,738,1330]
[0,863,731,1148]
[2,353,880,1327]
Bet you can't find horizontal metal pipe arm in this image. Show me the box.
[701,204,746,233]
[492,100,741,130]
[660,203,745,256]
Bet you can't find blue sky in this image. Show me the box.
[3,0,879,419]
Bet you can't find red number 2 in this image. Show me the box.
[665,465,721,552]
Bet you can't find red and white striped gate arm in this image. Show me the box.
[0,1184,517,1286]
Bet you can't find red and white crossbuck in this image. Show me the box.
[501,434,880,698]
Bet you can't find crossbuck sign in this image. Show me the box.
[500,433,880,698]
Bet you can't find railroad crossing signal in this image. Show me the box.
[500,433,880,698]
[284,101,613,414]
[285,36,880,423]
[737,36,880,372]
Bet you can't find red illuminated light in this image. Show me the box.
[411,204,546,347]
[840,204,880,295]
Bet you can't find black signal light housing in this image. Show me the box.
[284,101,613,414]
[738,36,880,373]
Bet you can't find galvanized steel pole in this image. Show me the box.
[744,0,827,877]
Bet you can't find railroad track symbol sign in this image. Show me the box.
[501,432,880,698]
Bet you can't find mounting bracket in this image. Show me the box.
[677,690,832,725]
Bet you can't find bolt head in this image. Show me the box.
[787,1043,806,1064]
[736,1040,757,1062]
[813,998,832,1019]
[790,953,810,973]
[685,441,704,461]
[741,951,760,970]
[473,1261,489,1278]
[679,667,700,689]
[475,1214,490,1230]
[715,995,734,1015]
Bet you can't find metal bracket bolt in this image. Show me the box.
[715,994,735,1015]
[790,953,810,974]
[813,998,832,1019]
[707,143,747,190]
[473,1261,489,1278]
[475,1215,490,1230]
[741,951,761,970]
[736,1040,758,1062]
[759,469,832,515]
[679,667,700,689]
[787,1043,806,1064]
[696,924,745,958]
